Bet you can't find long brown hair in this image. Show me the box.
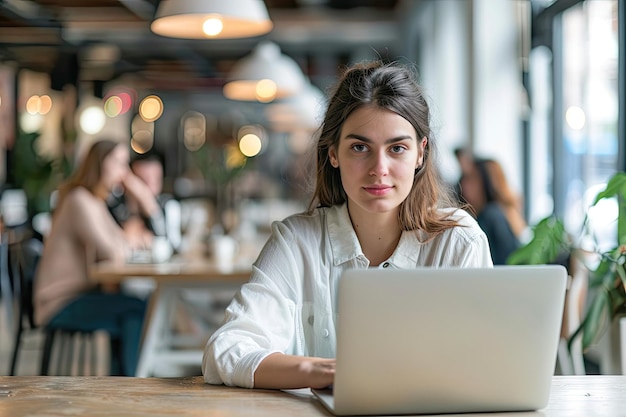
[56,139,122,210]
[477,159,527,237]
[308,61,460,236]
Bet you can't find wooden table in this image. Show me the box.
[2,376,626,416]
[90,259,251,377]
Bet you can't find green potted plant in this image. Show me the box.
[12,130,70,219]
[507,172,626,351]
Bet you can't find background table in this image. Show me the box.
[2,376,626,417]
[90,259,250,377]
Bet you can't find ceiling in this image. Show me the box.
[0,0,403,92]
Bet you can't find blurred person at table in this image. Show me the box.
[34,139,147,376]
[203,60,493,390]
[457,156,527,265]
[108,152,169,251]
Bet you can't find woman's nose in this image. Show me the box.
[369,152,389,176]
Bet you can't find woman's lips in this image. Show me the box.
[363,185,392,196]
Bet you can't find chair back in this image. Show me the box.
[9,237,44,330]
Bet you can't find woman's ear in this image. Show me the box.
[328,147,339,168]
[416,136,428,168]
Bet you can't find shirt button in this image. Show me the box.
[308,315,314,325]
[322,329,330,338]
[382,262,390,268]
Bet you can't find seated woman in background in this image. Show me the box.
[458,157,527,264]
[34,139,148,376]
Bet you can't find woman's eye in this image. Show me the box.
[390,145,406,154]
[351,144,368,153]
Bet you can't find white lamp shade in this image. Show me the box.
[223,42,307,102]
[151,0,273,39]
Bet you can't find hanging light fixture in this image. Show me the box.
[265,83,327,132]
[151,0,273,39]
[223,42,307,103]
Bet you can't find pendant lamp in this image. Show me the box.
[265,83,327,132]
[223,42,306,103]
[151,0,273,39]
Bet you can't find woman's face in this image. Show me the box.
[100,145,129,191]
[328,106,426,217]
[460,165,485,211]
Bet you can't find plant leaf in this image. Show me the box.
[588,253,618,288]
[593,172,626,204]
[591,173,626,245]
[506,216,568,265]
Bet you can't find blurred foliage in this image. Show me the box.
[507,172,626,351]
[192,143,248,186]
[12,131,71,216]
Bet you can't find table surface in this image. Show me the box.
[1,376,626,417]
[90,258,252,284]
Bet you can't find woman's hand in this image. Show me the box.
[298,357,336,389]
[123,216,153,250]
[121,172,159,218]
[253,353,335,390]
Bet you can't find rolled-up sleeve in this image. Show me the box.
[202,221,305,387]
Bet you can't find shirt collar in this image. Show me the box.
[387,232,423,268]
[326,204,423,269]
[327,204,364,266]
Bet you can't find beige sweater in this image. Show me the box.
[34,187,129,326]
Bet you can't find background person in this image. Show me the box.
[34,139,147,376]
[109,152,181,256]
[108,153,166,249]
[457,156,527,264]
[202,60,493,390]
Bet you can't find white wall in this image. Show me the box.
[472,0,523,193]
[414,0,523,193]
[414,0,471,184]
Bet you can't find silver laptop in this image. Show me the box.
[313,265,567,416]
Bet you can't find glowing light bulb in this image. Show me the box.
[203,17,224,37]
[255,79,277,102]
[239,133,262,157]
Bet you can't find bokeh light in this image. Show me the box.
[38,95,52,115]
[104,88,134,116]
[182,111,206,151]
[20,112,43,133]
[139,95,164,122]
[25,95,40,114]
[104,95,124,117]
[131,129,154,154]
[565,106,586,131]
[239,133,262,157]
[79,105,106,135]
[255,79,277,103]
[118,92,133,114]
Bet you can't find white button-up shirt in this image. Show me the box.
[203,204,493,387]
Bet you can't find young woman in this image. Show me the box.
[202,61,493,389]
[34,139,147,376]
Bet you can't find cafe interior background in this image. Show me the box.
[0,0,623,376]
